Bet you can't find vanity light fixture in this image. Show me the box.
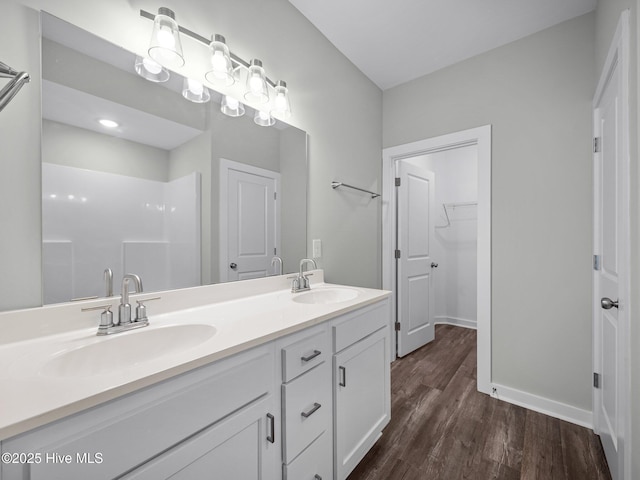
[244,59,269,104]
[182,78,211,103]
[98,119,119,128]
[134,56,170,83]
[139,8,292,124]
[147,8,185,69]
[271,80,291,119]
[254,110,275,127]
[205,35,234,86]
[221,95,245,117]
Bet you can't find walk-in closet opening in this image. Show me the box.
[382,125,491,394]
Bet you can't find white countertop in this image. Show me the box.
[0,273,390,440]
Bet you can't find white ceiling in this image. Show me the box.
[288,0,597,90]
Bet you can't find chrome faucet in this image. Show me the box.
[81,274,160,335]
[271,256,283,276]
[292,258,317,293]
[119,273,143,326]
[104,268,113,297]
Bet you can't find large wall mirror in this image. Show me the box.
[40,12,307,305]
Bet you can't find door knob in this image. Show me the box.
[601,297,619,309]
[431,262,438,268]
[229,263,237,270]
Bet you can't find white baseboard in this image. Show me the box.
[435,316,477,330]
[490,383,593,429]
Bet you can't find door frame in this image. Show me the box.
[219,158,281,282]
[592,9,631,480]
[382,125,492,394]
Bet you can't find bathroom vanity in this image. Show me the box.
[0,271,390,480]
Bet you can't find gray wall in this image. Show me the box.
[384,14,596,410]
[0,2,41,311]
[595,1,640,478]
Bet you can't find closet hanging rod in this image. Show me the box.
[0,61,30,113]
[444,201,477,208]
[331,181,380,199]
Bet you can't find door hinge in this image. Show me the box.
[593,137,601,153]
[274,248,277,255]
[395,249,401,259]
[395,322,401,331]
[395,177,401,187]
[593,254,601,271]
[593,372,600,389]
[274,192,277,200]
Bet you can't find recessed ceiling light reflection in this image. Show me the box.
[99,119,119,128]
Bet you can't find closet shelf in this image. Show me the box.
[435,202,477,228]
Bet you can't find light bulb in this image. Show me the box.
[187,79,204,95]
[142,57,162,75]
[226,96,239,109]
[249,74,263,94]
[212,51,227,72]
[157,26,176,49]
[274,92,287,110]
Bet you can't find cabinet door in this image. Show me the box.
[334,327,390,480]
[125,395,278,480]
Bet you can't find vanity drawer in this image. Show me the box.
[333,299,389,353]
[283,430,332,480]
[282,362,331,463]
[281,326,330,382]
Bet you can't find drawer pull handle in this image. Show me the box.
[301,402,322,418]
[339,366,346,387]
[266,413,275,443]
[301,349,322,362]
[315,475,322,480]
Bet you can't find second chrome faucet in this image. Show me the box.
[292,258,317,293]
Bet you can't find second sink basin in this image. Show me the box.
[41,324,217,377]
[292,287,359,305]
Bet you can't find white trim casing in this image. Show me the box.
[490,383,593,429]
[382,125,492,394]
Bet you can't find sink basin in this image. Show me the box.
[41,324,216,377]
[292,287,359,305]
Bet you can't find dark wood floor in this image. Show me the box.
[348,325,611,480]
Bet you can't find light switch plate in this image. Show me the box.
[313,239,322,258]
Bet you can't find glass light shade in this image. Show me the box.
[204,35,234,86]
[254,110,275,127]
[148,8,185,69]
[244,59,269,104]
[134,56,170,82]
[182,78,210,103]
[270,80,291,119]
[221,95,245,117]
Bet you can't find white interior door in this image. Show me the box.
[593,12,629,480]
[396,161,436,357]
[221,160,280,282]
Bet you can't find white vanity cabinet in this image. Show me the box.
[278,324,332,480]
[0,290,391,480]
[0,345,279,480]
[332,300,391,480]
